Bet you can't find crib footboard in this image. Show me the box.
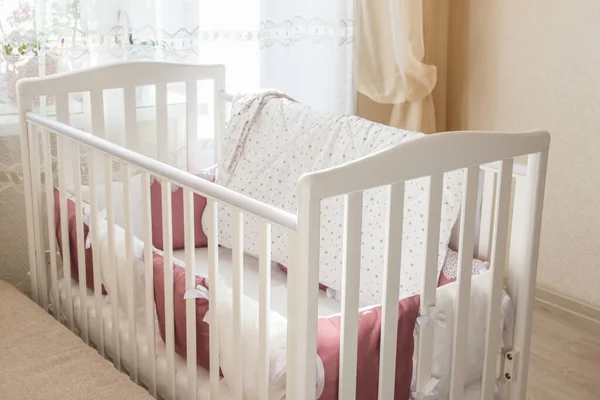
[292,131,549,400]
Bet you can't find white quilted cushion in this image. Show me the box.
[210,95,463,302]
[415,270,513,396]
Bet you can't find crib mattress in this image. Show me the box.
[0,279,152,400]
[173,246,344,317]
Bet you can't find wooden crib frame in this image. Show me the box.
[17,62,549,400]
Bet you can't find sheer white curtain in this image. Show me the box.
[261,0,354,113]
[0,0,354,293]
[1,0,353,111]
[355,0,440,133]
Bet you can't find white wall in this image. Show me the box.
[447,0,600,306]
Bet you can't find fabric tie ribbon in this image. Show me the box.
[411,377,440,400]
[84,209,107,249]
[416,306,447,332]
[224,90,296,182]
[184,285,209,300]
[184,285,211,323]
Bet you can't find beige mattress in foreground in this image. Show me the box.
[0,280,152,400]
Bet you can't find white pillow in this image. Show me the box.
[209,284,290,400]
[95,218,148,324]
[70,174,145,240]
[414,270,514,396]
[213,96,463,302]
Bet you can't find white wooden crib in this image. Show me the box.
[17,62,549,400]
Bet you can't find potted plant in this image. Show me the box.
[0,1,78,105]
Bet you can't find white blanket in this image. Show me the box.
[212,92,463,303]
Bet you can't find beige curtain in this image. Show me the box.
[355,0,449,133]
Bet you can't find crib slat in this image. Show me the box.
[72,141,89,344]
[28,125,48,311]
[477,171,497,260]
[90,90,105,139]
[378,182,406,400]
[56,93,69,123]
[86,146,104,356]
[294,200,321,400]
[286,231,297,398]
[186,81,198,171]
[161,181,176,397]
[338,191,363,400]
[481,160,514,400]
[509,152,548,400]
[56,135,74,330]
[416,174,444,392]
[55,93,70,184]
[473,169,486,257]
[19,98,39,307]
[184,187,197,400]
[156,83,169,163]
[141,171,157,396]
[504,177,517,288]
[206,199,220,399]
[259,221,272,400]
[449,166,480,399]
[89,90,105,189]
[42,130,60,320]
[213,71,225,163]
[56,93,72,324]
[124,87,138,152]
[232,211,244,400]
[104,154,121,370]
[122,164,138,382]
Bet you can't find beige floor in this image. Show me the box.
[527,302,600,399]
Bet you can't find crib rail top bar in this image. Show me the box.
[298,130,550,201]
[25,112,298,231]
[16,61,226,97]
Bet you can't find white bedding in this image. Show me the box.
[67,182,508,400]
[55,279,494,400]
[172,247,343,317]
[54,256,504,400]
[214,92,464,304]
[53,245,339,400]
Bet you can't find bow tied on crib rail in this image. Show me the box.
[184,286,212,323]
[84,209,107,249]
[184,285,209,300]
[410,377,440,400]
[415,306,446,333]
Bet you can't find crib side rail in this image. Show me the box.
[24,111,297,399]
[26,112,297,230]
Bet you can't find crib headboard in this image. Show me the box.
[292,131,549,400]
[17,61,228,177]
[15,61,230,331]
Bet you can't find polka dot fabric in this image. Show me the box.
[210,93,463,303]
